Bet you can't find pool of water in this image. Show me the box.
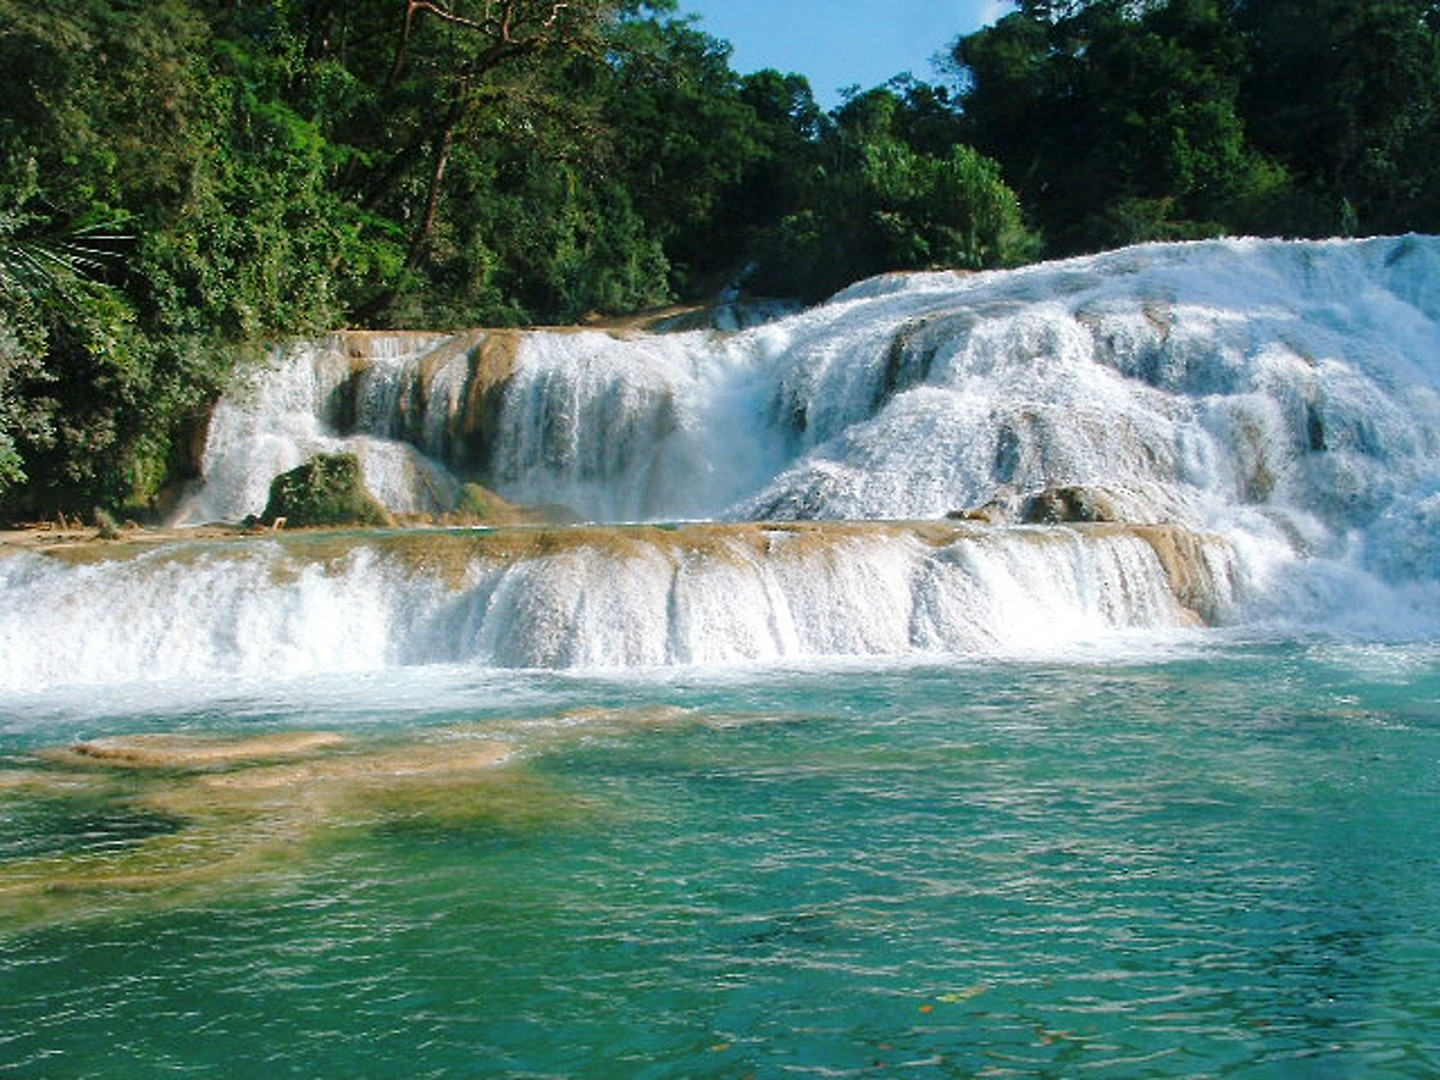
[4,640,1440,1078]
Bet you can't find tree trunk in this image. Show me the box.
[406,112,461,270]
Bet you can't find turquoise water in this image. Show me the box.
[4,641,1440,1078]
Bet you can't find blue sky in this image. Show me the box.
[675,1,1011,109]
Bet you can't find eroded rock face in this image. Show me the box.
[1130,523,1234,626]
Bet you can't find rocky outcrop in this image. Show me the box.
[261,453,393,528]
[949,485,1129,525]
[1019,485,1124,524]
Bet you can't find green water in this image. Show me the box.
[4,642,1440,1078]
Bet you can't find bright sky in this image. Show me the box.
[676,0,1012,110]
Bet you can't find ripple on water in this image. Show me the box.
[4,649,1440,1077]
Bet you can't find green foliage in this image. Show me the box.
[261,453,392,528]
[0,0,329,516]
[0,317,40,495]
[590,17,771,295]
[751,88,1039,300]
[1237,0,1440,235]
[955,0,1268,252]
[953,0,1440,251]
[0,188,143,508]
[3,0,1437,517]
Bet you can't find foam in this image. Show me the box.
[16,236,1438,689]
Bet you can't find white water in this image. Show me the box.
[442,527,1233,667]
[5,237,1438,690]
[176,332,465,523]
[0,525,1234,689]
[184,237,1440,533]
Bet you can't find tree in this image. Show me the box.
[1237,0,1440,234]
[285,0,683,320]
[586,15,765,296]
[953,0,1440,247]
[954,0,1286,252]
[0,0,363,515]
[751,85,1038,300]
[0,0,198,514]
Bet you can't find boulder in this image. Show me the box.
[261,453,392,528]
[949,485,1126,525]
[1019,485,1122,525]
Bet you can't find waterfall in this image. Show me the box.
[6,235,1438,689]
[179,236,1440,534]
[0,524,1236,689]
[176,332,464,524]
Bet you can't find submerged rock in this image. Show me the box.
[0,726,520,931]
[0,709,707,928]
[59,731,348,769]
[261,453,393,528]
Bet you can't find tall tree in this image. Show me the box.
[751,83,1038,300]
[1238,0,1440,234]
[587,15,766,295]
[955,0,1285,252]
[0,0,217,513]
[0,0,369,514]
[283,0,683,321]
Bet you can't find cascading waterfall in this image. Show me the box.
[5,235,1438,689]
[177,331,465,523]
[0,524,1235,688]
[177,235,1440,533]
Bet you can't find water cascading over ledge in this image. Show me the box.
[178,235,1440,536]
[5,235,1438,689]
[0,522,1236,689]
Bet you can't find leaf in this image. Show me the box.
[935,984,990,1004]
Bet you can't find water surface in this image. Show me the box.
[5,641,1439,1078]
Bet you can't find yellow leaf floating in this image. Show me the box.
[936,985,990,1004]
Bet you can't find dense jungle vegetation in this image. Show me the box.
[2,0,1438,519]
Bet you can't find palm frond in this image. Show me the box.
[0,216,132,305]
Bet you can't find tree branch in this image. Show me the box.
[390,1,584,86]
[413,1,489,34]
